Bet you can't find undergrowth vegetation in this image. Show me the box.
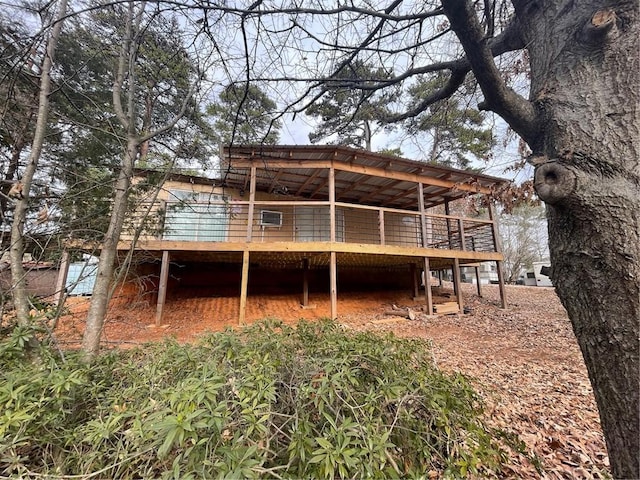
[1,319,511,478]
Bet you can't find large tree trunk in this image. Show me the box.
[517,2,639,477]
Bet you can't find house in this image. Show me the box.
[75,145,510,324]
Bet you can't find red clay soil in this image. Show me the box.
[55,284,609,479]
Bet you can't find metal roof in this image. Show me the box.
[222,145,508,210]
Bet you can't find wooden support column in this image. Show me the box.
[329,165,338,320]
[239,250,250,324]
[452,258,463,310]
[488,201,503,253]
[155,251,170,326]
[330,251,337,320]
[458,218,466,251]
[378,209,385,245]
[329,165,336,242]
[418,183,428,248]
[496,260,508,309]
[424,257,433,315]
[246,166,257,241]
[410,263,419,298]
[475,266,483,297]
[444,199,453,248]
[302,258,309,307]
[54,250,70,305]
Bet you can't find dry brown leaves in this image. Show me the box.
[55,284,610,478]
[356,284,610,479]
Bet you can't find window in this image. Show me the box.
[259,210,283,227]
[164,190,229,241]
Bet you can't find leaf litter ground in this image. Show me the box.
[57,284,609,478]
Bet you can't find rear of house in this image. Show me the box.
[72,145,510,324]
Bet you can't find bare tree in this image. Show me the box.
[499,204,548,283]
[212,1,638,476]
[8,0,68,327]
[81,1,202,358]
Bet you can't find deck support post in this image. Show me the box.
[423,257,433,315]
[475,266,483,297]
[246,166,257,241]
[330,251,337,320]
[452,258,463,311]
[54,250,70,305]
[155,250,170,326]
[239,250,250,324]
[302,258,309,307]
[496,260,507,308]
[410,263,419,298]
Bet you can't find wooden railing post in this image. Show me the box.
[246,166,256,242]
[329,165,336,242]
[418,183,428,248]
[488,202,502,253]
[458,218,466,250]
[444,199,453,248]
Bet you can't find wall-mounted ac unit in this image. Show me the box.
[259,210,282,227]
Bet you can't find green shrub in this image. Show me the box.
[0,319,509,478]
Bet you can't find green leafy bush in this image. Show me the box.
[0,319,508,478]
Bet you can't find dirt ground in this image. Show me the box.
[56,283,609,479]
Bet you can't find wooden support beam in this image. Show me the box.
[329,166,336,242]
[302,258,309,307]
[295,169,322,196]
[378,209,385,245]
[384,185,418,205]
[330,251,337,320]
[358,178,404,203]
[452,258,463,310]
[267,169,284,193]
[410,263,419,298]
[458,218,467,250]
[246,167,257,242]
[475,266,483,297]
[488,201,503,253]
[239,250,250,324]
[418,183,428,248]
[336,173,370,200]
[310,177,329,198]
[54,250,70,305]
[445,200,454,249]
[496,260,507,308]
[155,250,170,326]
[424,257,433,315]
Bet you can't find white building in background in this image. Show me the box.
[460,262,499,285]
[523,261,553,287]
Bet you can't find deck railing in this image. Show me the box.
[123,199,498,253]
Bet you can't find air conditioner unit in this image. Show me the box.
[259,210,282,227]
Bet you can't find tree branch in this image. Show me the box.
[441,0,540,144]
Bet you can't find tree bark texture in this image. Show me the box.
[9,0,68,326]
[515,2,639,477]
[81,138,137,358]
